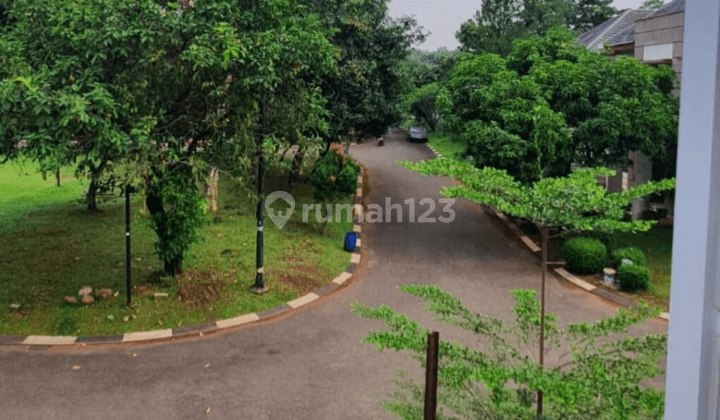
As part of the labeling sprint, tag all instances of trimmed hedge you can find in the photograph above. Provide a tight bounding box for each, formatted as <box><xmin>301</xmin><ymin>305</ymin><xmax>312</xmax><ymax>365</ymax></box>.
<box><xmin>563</xmin><ymin>237</ymin><xmax>607</xmax><ymax>275</ymax></box>
<box><xmin>617</xmin><ymin>263</ymin><xmax>651</xmax><ymax>292</ymax></box>
<box><xmin>612</xmin><ymin>247</ymin><xmax>646</xmax><ymax>268</ymax></box>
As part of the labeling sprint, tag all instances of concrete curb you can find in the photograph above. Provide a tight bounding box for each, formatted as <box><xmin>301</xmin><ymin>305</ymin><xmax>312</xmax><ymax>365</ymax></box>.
<box><xmin>426</xmin><ymin>144</ymin><xmax>442</xmax><ymax>159</ymax></box>
<box><xmin>1</xmin><ymin>170</ymin><xmax>367</xmax><ymax>349</ymax></box>
<box><xmin>482</xmin><ymin>205</ymin><xmax>670</xmax><ymax>321</ymax></box>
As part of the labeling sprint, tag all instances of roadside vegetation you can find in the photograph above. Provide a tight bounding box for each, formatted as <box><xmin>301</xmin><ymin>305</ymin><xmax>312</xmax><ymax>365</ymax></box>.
<box><xmin>0</xmin><ymin>0</ymin><xmax>420</xmax><ymax>335</ymax></box>
<box><xmin>0</xmin><ymin>162</ymin><xmax>353</xmax><ymax>336</ymax></box>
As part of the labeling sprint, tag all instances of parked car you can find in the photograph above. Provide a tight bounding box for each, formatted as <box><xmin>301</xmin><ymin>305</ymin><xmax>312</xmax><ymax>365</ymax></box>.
<box><xmin>406</xmin><ymin>126</ymin><xmax>428</xmax><ymax>143</ymax></box>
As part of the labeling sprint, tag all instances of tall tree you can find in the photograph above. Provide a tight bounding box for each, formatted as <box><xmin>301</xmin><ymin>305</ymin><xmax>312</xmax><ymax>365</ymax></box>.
<box><xmin>445</xmin><ymin>27</ymin><xmax>679</xmax><ymax>184</ymax></box>
<box><xmin>308</xmin><ymin>0</ymin><xmax>426</xmax><ymax>143</ymax></box>
<box><xmin>456</xmin><ymin>0</ymin><xmax>618</xmax><ymax>54</ymax></box>
<box><xmin>0</xmin><ymin>0</ymin><xmax>336</xmax><ymax>276</ymax></box>
<box><xmin>456</xmin><ymin>0</ymin><xmax>525</xmax><ymax>55</ymax></box>
<box><xmin>570</xmin><ymin>0</ymin><xmax>618</xmax><ymax>34</ymax></box>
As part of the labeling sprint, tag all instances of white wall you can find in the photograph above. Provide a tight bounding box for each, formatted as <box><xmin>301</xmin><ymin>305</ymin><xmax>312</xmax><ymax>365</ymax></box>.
<box><xmin>663</xmin><ymin>1</ymin><xmax>720</xmax><ymax>419</ymax></box>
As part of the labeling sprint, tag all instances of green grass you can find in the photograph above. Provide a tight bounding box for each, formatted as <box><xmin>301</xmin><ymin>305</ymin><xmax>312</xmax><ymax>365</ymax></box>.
<box><xmin>0</xmin><ymin>159</ymin><xmax>88</xmax><ymax>235</ymax></box>
<box><xmin>427</xmin><ymin>131</ymin><xmax>465</xmax><ymax>159</ymax></box>
<box><xmin>0</xmin><ymin>164</ymin><xmax>354</xmax><ymax>336</ymax></box>
<box><xmin>615</xmin><ymin>227</ymin><xmax>673</xmax><ymax>301</ymax></box>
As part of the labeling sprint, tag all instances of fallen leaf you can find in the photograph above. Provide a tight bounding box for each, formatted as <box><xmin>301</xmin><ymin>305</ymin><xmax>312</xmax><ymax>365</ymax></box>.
<box><xmin>123</xmin><ymin>316</ymin><xmax>130</xmax><ymax>322</ymax></box>
<box><xmin>107</xmin><ymin>315</ymin><xmax>115</xmax><ymax>321</ymax></box>
<box><xmin>114</xmin><ymin>291</ymin><xmax>120</xmax><ymax>297</ymax></box>
<box><xmin>158</xmin><ymin>320</ymin><xmax>163</xmax><ymax>326</ymax></box>
<box><xmin>204</xmin><ymin>362</ymin><xmax>211</xmax><ymax>369</ymax></box>
<box><xmin>71</xmin><ymin>365</ymin><xmax>81</xmax><ymax>371</ymax></box>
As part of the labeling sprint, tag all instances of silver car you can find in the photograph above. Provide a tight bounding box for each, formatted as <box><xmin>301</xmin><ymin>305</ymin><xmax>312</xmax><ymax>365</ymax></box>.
<box><xmin>406</xmin><ymin>126</ymin><xmax>428</xmax><ymax>143</ymax></box>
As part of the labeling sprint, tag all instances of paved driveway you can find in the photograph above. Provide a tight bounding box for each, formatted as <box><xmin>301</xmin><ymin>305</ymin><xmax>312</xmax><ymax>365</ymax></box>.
<box><xmin>0</xmin><ymin>131</ymin><xmax>666</xmax><ymax>420</ymax></box>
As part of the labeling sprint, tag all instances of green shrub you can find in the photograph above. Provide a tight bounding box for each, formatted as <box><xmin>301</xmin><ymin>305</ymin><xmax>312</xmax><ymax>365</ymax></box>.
<box><xmin>309</xmin><ymin>144</ymin><xmax>360</xmax><ymax>231</ymax></box>
<box><xmin>563</xmin><ymin>237</ymin><xmax>607</xmax><ymax>275</ymax></box>
<box><xmin>617</xmin><ymin>263</ymin><xmax>651</xmax><ymax>292</ymax></box>
<box><xmin>586</xmin><ymin>231</ymin><xmax>617</xmax><ymax>255</ymax></box>
<box><xmin>612</xmin><ymin>247</ymin><xmax>646</xmax><ymax>268</ymax></box>
<box><xmin>309</xmin><ymin>144</ymin><xmax>360</xmax><ymax>203</ymax></box>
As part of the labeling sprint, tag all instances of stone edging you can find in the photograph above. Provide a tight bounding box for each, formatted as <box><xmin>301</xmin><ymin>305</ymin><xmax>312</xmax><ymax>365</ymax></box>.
<box><xmin>426</xmin><ymin>144</ymin><xmax>442</xmax><ymax>159</ymax></box>
<box><xmin>0</xmin><ymin>172</ymin><xmax>367</xmax><ymax>348</ymax></box>
<box><xmin>421</xmin><ymin>143</ymin><xmax>669</xmax><ymax>322</ymax></box>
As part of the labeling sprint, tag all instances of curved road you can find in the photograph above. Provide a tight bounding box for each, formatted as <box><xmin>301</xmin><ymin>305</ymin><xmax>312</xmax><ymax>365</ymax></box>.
<box><xmin>0</xmin><ymin>132</ymin><xmax>666</xmax><ymax>420</ymax></box>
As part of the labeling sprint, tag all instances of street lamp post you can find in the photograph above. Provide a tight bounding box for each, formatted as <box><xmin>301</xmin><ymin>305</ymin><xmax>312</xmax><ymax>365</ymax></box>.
<box><xmin>124</xmin><ymin>184</ymin><xmax>137</xmax><ymax>306</ymax></box>
<box><xmin>251</xmin><ymin>93</ymin><xmax>268</xmax><ymax>294</ymax></box>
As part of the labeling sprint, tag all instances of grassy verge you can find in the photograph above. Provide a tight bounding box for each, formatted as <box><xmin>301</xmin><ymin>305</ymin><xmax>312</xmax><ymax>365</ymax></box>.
<box><xmin>615</xmin><ymin>227</ymin><xmax>673</xmax><ymax>302</ymax></box>
<box><xmin>427</xmin><ymin>131</ymin><xmax>465</xmax><ymax>159</ymax></box>
<box><xmin>514</xmin><ymin>218</ymin><xmax>672</xmax><ymax>310</ymax></box>
<box><xmin>0</xmin><ymin>165</ymin><xmax>354</xmax><ymax>336</ymax></box>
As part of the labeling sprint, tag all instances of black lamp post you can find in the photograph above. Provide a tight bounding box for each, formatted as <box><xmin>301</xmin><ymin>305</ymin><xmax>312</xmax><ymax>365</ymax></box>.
<box><xmin>251</xmin><ymin>93</ymin><xmax>268</xmax><ymax>294</ymax></box>
<box><xmin>124</xmin><ymin>184</ymin><xmax>137</xmax><ymax>305</ymax></box>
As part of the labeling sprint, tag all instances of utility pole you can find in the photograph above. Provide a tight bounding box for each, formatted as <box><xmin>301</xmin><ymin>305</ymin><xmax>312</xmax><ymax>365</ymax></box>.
<box><xmin>251</xmin><ymin>93</ymin><xmax>268</xmax><ymax>294</ymax></box>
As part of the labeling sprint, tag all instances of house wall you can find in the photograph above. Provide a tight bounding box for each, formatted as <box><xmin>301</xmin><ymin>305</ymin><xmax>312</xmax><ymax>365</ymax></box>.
<box><xmin>634</xmin><ymin>11</ymin><xmax>684</xmax><ymax>94</ymax></box>
<box><xmin>625</xmin><ymin>11</ymin><xmax>684</xmax><ymax>219</ymax></box>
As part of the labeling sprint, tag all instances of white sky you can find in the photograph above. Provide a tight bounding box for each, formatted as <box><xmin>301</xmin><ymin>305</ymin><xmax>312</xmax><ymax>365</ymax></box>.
<box><xmin>388</xmin><ymin>0</ymin><xmax>648</xmax><ymax>51</ymax></box>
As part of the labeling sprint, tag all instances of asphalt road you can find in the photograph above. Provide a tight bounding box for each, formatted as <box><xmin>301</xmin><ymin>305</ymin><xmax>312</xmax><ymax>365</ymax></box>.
<box><xmin>0</xmin><ymin>131</ymin><xmax>667</xmax><ymax>420</ymax></box>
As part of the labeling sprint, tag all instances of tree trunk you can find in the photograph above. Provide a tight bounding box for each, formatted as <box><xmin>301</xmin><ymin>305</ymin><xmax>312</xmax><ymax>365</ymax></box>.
<box><xmin>140</xmin><ymin>189</ymin><xmax>149</xmax><ymax>217</ymax></box>
<box><xmin>145</xmin><ymin>183</ymin><xmax>183</xmax><ymax>277</ymax></box>
<box><xmin>87</xmin><ymin>176</ymin><xmax>99</xmax><ymax>211</ymax></box>
<box><xmin>163</xmin><ymin>258</ymin><xmax>182</xmax><ymax>277</ymax></box>
<box><xmin>207</xmin><ymin>167</ymin><xmax>219</xmax><ymax>212</ymax></box>
<box><xmin>288</xmin><ymin>146</ymin><xmax>304</xmax><ymax>193</ymax></box>
<box><xmin>86</xmin><ymin>160</ymin><xmax>107</xmax><ymax>211</ymax></box>
<box><xmin>537</xmin><ymin>225</ymin><xmax>549</xmax><ymax>419</ymax></box>
<box><xmin>55</xmin><ymin>168</ymin><xmax>61</xmax><ymax>187</ymax></box>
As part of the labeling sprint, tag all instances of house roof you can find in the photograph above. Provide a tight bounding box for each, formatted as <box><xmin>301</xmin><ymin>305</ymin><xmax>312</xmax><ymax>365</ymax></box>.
<box><xmin>577</xmin><ymin>8</ymin><xmax>654</xmax><ymax>51</ymax></box>
<box><xmin>637</xmin><ymin>0</ymin><xmax>685</xmax><ymax>21</ymax></box>
<box><xmin>606</xmin><ymin>25</ymin><xmax>636</xmax><ymax>47</ymax></box>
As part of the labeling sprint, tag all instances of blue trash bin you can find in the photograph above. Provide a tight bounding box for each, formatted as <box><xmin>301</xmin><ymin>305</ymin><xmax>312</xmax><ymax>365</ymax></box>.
<box><xmin>344</xmin><ymin>232</ymin><xmax>357</xmax><ymax>252</ymax></box>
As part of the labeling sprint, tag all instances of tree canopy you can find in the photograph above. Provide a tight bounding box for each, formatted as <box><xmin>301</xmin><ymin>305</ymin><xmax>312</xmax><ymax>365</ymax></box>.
<box><xmin>456</xmin><ymin>0</ymin><xmax>618</xmax><ymax>55</ymax></box>
<box><xmin>0</xmin><ymin>0</ymin><xmax>339</xmax><ymax>274</ymax></box>
<box><xmin>441</xmin><ymin>27</ymin><xmax>679</xmax><ymax>184</ymax></box>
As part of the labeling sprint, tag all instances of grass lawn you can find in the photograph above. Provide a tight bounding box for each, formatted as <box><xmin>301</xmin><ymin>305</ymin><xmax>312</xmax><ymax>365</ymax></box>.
<box><xmin>427</xmin><ymin>131</ymin><xmax>465</xmax><ymax>159</ymax></box>
<box><xmin>615</xmin><ymin>227</ymin><xmax>673</xmax><ymax>302</ymax></box>
<box><xmin>0</xmin><ymin>163</ymin><xmax>354</xmax><ymax>336</ymax></box>
<box><xmin>0</xmin><ymin>159</ymin><xmax>87</xmax><ymax>235</ymax></box>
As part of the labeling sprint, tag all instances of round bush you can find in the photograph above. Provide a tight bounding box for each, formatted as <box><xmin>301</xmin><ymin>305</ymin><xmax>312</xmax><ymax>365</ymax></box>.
<box><xmin>563</xmin><ymin>237</ymin><xmax>607</xmax><ymax>275</ymax></box>
<box><xmin>611</xmin><ymin>247</ymin><xmax>646</xmax><ymax>268</ymax></box>
<box><xmin>617</xmin><ymin>264</ymin><xmax>651</xmax><ymax>292</ymax></box>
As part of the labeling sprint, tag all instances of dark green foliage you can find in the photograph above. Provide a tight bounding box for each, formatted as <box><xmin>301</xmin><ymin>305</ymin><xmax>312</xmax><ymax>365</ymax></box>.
<box><xmin>455</xmin><ymin>0</ymin><xmax>618</xmax><ymax>55</ymax></box>
<box><xmin>309</xmin><ymin>145</ymin><xmax>360</xmax><ymax>204</ymax></box>
<box><xmin>1</xmin><ymin>0</ymin><xmax>340</xmax><ymax>274</ymax></box>
<box><xmin>146</xmin><ymin>166</ymin><xmax>207</xmax><ymax>276</ymax></box>
<box><xmin>612</xmin><ymin>247</ymin><xmax>647</xmax><ymax>268</ymax></box>
<box><xmin>617</xmin><ymin>263</ymin><xmax>651</xmax><ymax>292</ymax></box>
<box><xmin>563</xmin><ymin>237</ymin><xmax>607</xmax><ymax>274</ymax></box>
<box><xmin>405</xmin><ymin>83</ymin><xmax>440</xmax><ymax>130</ymax></box>
<box><xmin>443</xmin><ymin>26</ymin><xmax>679</xmax><ymax>184</ymax></box>
<box><xmin>585</xmin><ymin>230</ymin><xmax>617</xmax><ymax>254</ymax></box>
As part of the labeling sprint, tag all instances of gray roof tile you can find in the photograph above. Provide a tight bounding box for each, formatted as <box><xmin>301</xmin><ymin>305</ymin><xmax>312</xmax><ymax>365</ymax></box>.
<box><xmin>577</xmin><ymin>8</ymin><xmax>654</xmax><ymax>51</ymax></box>
<box><xmin>638</xmin><ymin>0</ymin><xmax>685</xmax><ymax>20</ymax></box>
